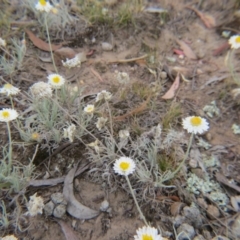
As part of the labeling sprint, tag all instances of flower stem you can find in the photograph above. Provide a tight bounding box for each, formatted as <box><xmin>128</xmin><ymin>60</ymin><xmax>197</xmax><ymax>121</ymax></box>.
<box><xmin>6</xmin><ymin>122</ymin><xmax>13</xmax><ymax>173</ymax></box>
<box><xmin>172</xmin><ymin>132</ymin><xmax>194</xmax><ymax>176</ymax></box>
<box><xmin>44</xmin><ymin>14</ymin><xmax>58</xmax><ymax>73</ymax></box>
<box><xmin>228</xmin><ymin>49</ymin><xmax>239</xmax><ymax>85</ymax></box>
<box><xmin>9</xmin><ymin>96</ymin><xmax>14</xmax><ymax>109</ymax></box>
<box><xmin>106</xmin><ymin>101</ymin><xmax>114</xmax><ymax>136</ymax></box>
<box><xmin>125</xmin><ymin>175</ymin><xmax>149</xmax><ymax>226</ymax></box>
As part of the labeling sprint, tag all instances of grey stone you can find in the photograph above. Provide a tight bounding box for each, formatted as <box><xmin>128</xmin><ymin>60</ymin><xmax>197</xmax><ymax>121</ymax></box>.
<box><xmin>177</xmin><ymin>223</ymin><xmax>195</xmax><ymax>240</ymax></box>
<box><xmin>183</xmin><ymin>205</ymin><xmax>202</xmax><ymax>228</ymax></box>
<box><xmin>51</xmin><ymin>192</ymin><xmax>66</xmax><ymax>205</ymax></box>
<box><xmin>53</xmin><ymin>204</ymin><xmax>66</xmax><ymax>218</ymax></box>
<box><xmin>44</xmin><ymin>201</ymin><xmax>54</xmax><ymax>216</ymax></box>
<box><xmin>100</xmin><ymin>200</ymin><xmax>109</xmax><ymax>212</ymax></box>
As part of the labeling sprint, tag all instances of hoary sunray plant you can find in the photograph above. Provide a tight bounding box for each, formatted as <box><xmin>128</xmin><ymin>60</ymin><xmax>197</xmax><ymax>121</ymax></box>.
<box><xmin>0</xmin><ymin>38</ymin><xmax>26</xmax><ymax>76</ymax></box>
<box><xmin>226</xmin><ymin>35</ymin><xmax>240</xmax><ymax>99</ymax></box>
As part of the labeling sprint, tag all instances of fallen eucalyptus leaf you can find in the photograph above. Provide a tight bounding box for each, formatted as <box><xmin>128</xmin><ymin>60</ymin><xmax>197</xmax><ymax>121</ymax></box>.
<box><xmin>176</xmin><ymin>39</ymin><xmax>197</xmax><ymax>60</ymax></box>
<box><xmin>55</xmin><ymin>47</ymin><xmax>76</xmax><ymax>59</ymax></box>
<box><xmin>63</xmin><ymin>165</ymin><xmax>99</xmax><ymax>220</ymax></box>
<box><xmin>25</xmin><ymin>29</ymin><xmax>62</xmax><ymax>51</ymax></box>
<box><xmin>216</xmin><ymin>173</ymin><xmax>240</xmax><ymax>193</ymax></box>
<box><xmin>231</xmin><ymin>196</ymin><xmax>240</xmax><ymax>212</ymax></box>
<box><xmin>162</xmin><ymin>73</ymin><xmax>180</xmax><ymax>99</ymax></box>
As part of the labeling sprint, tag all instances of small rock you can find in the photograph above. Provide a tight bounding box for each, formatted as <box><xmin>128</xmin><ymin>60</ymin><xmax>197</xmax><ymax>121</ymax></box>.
<box><xmin>53</xmin><ymin>204</ymin><xmax>66</xmax><ymax>218</ymax></box>
<box><xmin>183</xmin><ymin>205</ymin><xmax>202</xmax><ymax>228</ymax></box>
<box><xmin>207</xmin><ymin>205</ymin><xmax>220</xmax><ymax>219</ymax></box>
<box><xmin>193</xmin><ymin>235</ymin><xmax>205</xmax><ymax>240</ymax></box>
<box><xmin>173</xmin><ymin>215</ymin><xmax>186</xmax><ymax>227</ymax></box>
<box><xmin>44</xmin><ymin>201</ymin><xmax>54</xmax><ymax>216</ymax></box>
<box><xmin>100</xmin><ymin>200</ymin><xmax>110</xmax><ymax>212</ymax></box>
<box><xmin>177</xmin><ymin>223</ymin><xmax>195</xmax><ymax>240</ymax></box>
<box><xmin>202</xmin><ymin>230</ymin><xmax>212</xmax><ymax>239</ymax></box>
<box><xmin>160</xmin><ymin>71</ymin><xmax>167</xmax><ymax>79</ymax></box>
<box><xmin>51</xmin><ymin>192</ymin><xmax>66</xmax><ymax>205</ymax></box>
<box><xmin>189</xmin><ymin>159</ymin><xmax>198</xmax><ymax>168</ymax></box>
<box><xmin>102</xmin><ymin>42</ymin><xmax>113</xmax><ymax>51</ymax></box>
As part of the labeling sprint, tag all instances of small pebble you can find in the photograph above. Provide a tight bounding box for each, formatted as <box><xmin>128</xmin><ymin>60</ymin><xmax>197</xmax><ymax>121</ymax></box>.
<box><xmin>177</xmin><ymin>223</ymin><xmax>195</xmax><ymax>240</ymax></box>
<box><xmin>53</xmin><ymin>204</ymin><xmax>66</xmax><ymax>218</ymax></box>
<box><xmin>183</xmin><ymin>205</ymin><xmax>202</xmax><ymax>228</ymax></box>
<box><xmin>44</xmin><ymin>201</ymin><xmax>54</xmax><ymax>216</ymax></box>
<box><xmin>173</xmin><ymin>215</ymin><xmax>186</xmax><ymax>227</ymax></box>
<box><xmin>100</xmin><ymin>200</ymin><xmax>110</xmax><ymax>212</ymax></box>
<box><xmin>102</xmin><ymin>42</ymin><xmax>113</xmax><ymax>51</ymax></box>
<box><xmin>189</xmin><ymin>159</ymin><xmax>198</xmax><ymax>168</ymax></box>
<box><xmin>193</xmin><ymin>235</ymin><xmax>205</xmax><ymax>240</ymax></box>
<box><xmin>160</xmin><ymin>71</ymin><xmax>167</xmax><ymax>79</ymax></box>
<box><xmin>51</xmin><ymin>192</ymin><xmax>66</xmax><ymax>205</ymax></box>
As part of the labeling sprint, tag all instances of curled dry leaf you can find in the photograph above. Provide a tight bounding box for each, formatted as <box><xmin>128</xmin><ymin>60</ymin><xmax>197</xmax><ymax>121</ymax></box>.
<box><xmin>207</xmin><ymin>205</ymin><xmax>220</xmax><ymax>219</ymax></box>
<box><xmin>25</xmin><ymin>29</ymin><xmax>62</xmax><ymax>52</ymax></box>
<box><xmin>170</xmin><ymin>202</ymin><xmax>184</xmax><ymax>216</ymax></box>
<box><xmin>162</xmin><ymin>73</ymin><xmax>180</xmax><ymax>99</ymax></box>
<box><xmin>216</xmin><ymin>172</ymin><xmax>240</xmax><ymax>193</ymax></box>
<box><xmin>185</xmin><ymin>6</ymin><xmax>216</xmax><ymax>28</ymax></box>
<box><xmin>55</xmin><ymin>47</ymin><xmax>76</xmax><ymax>59</ymax></box>
<box><xmin>176</xmin><ymin>39</ymin><xmax>197</xmax><ymax>60</ymax></box>
<box><xmin>57</xmin><ymin>220</ymin><xmax>79</xmax><ymax>240</ymax></box>
<box><xmin>63</xmin><ymin>165</ymin><xmax>99</xmax><ymax>220</ymax></box>
<box><xmin>231</xmin><ymin>196</ymin><xmax>240</xmax><ymax>212</ymax></box>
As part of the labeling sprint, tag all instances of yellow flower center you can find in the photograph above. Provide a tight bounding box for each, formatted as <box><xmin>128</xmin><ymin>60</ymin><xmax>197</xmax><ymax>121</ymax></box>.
<box><xmin>190</xmin><ymin>116</ymin><xmax>202</xmax><ymax>126</ymax></box>
<box><xmin>32</xmin><ymin>132</ymin><xmax>39</xmax><ymax>140</ymax></box>
<box><xmin>142</xmin><ymin>235</ymin><xmax>153</xmax><ymax>240</ymax></box>
<box><xmin>235</xmin><ymin>36</ymin><xmax>240</xmax><ymax>43</ymax></box>
<box><xmin>52</xmin><ymin>76</ymin><xmax>60</xmax><ymax>84</ymax></box>
<box><xmin>120</xmin><ymin>162</ymin><xmax>130</xmax><ymax>171</ymax></box>
<box><xmin>39</xmin><ymin>0</ymin><xmax>47</xmax><ymax>6</ymax></box>
<box><xmin>4</xmin><ymin>83</ymin><xmax>13</xmax><ymax>89</ymax></box>
<box><xmin>2</xmin><ymin>111</ymin><xmax>10</xmax><ymax>118</ymax></box>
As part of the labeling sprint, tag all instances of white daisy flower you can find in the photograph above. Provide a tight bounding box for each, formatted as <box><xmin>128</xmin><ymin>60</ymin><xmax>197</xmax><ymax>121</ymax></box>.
<box><xmin>113</xmin><ymin>157</ymin><xmax>136</xmax><ymax>176</ymax></box>
<box><xmin>47</xmin><ymin>74</ymin><xmax>65</xmax><ymax>89</ymax></box>
<box><xmin>229</xmin><ymin>35</ymin><xmax>240</xmax><ymax>49</ymax></box>
<box><xmin>134</xmin><ymin>226</ymin><xmax>163</xmax><ymax>240</ymax></box>
<box><xmin>0</xmin><ymin>108</ymin><xmax>19</xmax><ymax>122</ymax></box>
<box><xmin>96</xmin><ymin>117</ymin><xmax>108</xmax><ymax>130</ymax></box>
<box><xmin>26</xmin><ymin>193</ymin><xmax>44</xmax><ymax>217</ymax></box>
<box><xmin>35</xmin><ymin>0</ymin><xmax>53</xmax><ymax>13</ymax></box>
<box><xmin>182</xmin><ymin>116</ymin><xmax>209</xmax><ymax>134</ymax></box>
<box><xmin>30</xmin><ymin>81</ymin><xmax>52</xmax><ymax>98</ymax></box>
<box><xmin>84</xmin><ymin>104</ymin><xmax>95</xmax><ymax>113</ymax></box>
<box><xmin>0</xmin><ymin>83</ymin><xmax>20</xmax><ymax>96</ymax></box>
<box><xmin>2</xmin><ymin>235</ymin><xmax>18</xmax><ymax>240</ymax></box>
<box><xmin>63</xmin><ymin>124</ymin><xmax>76</xmax><ymax>142</ymax></box>
<box><xmin>96</xmin><ymin>90</ymin><xmax>112</xmax><ymax>102</ymax></box>
<box><xmin>0</xmin><ymin>37</ymin><xmax>6</xmax><ymax>47</ymax></box>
